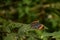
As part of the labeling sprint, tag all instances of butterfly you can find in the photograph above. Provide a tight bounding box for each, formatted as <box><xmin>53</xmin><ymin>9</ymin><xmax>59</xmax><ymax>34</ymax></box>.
<box><xmin>31</xmin><ymin>20</ymin><xmax>44</xmax><ymax>30</ymax></box>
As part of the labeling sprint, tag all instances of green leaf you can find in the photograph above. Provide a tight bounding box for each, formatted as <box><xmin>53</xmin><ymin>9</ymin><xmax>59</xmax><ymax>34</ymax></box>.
<box><xmin>25</xmin><ymin>7</ymin><xmax>30</xmax><ymax>14</ymax></box>
<box><xmin>4</xmin><ymin>33</ymin><xmax>17</xmax><ymax>40</ymax></box>
<box><xmin>23</xmin><ymin>0</ymin><xmax>31</xmax><ymax>5</ymax></box>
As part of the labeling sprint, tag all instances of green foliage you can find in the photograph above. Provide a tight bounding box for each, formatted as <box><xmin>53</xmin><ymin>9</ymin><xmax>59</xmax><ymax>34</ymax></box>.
<box><xmin>0</xmin><ymin>0</ymin><xmax>60</xmax><ymax>40</ymax></box>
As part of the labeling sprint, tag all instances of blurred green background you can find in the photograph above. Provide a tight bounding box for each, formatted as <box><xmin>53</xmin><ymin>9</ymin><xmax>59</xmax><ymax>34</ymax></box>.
<box><xmin>0</xmin><ymin>0</ymin><xmax>60</xmax><ymax>40</ymax></box>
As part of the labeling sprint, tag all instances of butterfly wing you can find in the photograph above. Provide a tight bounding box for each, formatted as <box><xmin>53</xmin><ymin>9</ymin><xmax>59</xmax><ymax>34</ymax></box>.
<box><xmin>38</xmin><ymin>24</ymin><xmax>44</xmax><ymax>30</ymax></box>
